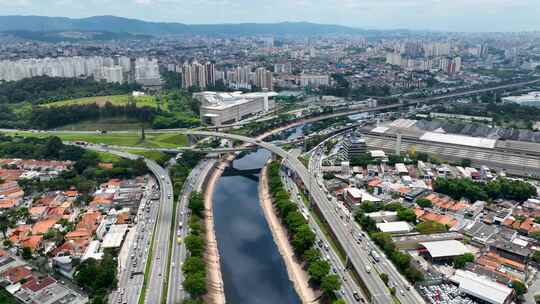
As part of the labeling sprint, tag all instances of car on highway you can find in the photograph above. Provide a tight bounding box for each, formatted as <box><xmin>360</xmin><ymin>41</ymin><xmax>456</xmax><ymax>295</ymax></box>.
<box><xmin>353</xmin><ymin>292</ymin><xmax>361</xmax><ymax>302</ymax></box>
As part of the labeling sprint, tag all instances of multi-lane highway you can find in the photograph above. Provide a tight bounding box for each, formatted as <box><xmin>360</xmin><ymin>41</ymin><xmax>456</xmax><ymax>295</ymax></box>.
<box><xmin>167</xmin><ymin>160</ymin><xmax>215</xmax><ymax>304</ymax></box>
<box><xmin>143</xmin><ymin>160</ymin><xmax>175</xmax><ymax>304</ymax></box>
<box><xmin>79</xmin><ymin>145</ymin><xmax>171</xmax><ymax>304</ymax></box>
<box><xmin>109</xmin><ymin>179</ymin><xmax>160</xmax><ymax>304</ymax></box>
<box><xmin>280</xmin><ymin>168</ymin><xmax>365</xmax><ymax>303</ymax></box>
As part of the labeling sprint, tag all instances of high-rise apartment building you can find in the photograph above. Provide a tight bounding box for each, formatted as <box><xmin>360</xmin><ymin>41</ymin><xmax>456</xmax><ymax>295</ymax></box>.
<box><xmin>0</xmin><ymin>56</ymin><xmax>159</xmax><ymax>84</ymax></box>
<box><xmin>255</xmin><ymin>67</ymin><xmax>273</xmax><ymax>90</ymax></box>
<box><xmin>181</xmin><ymin>61</ymin><xmax>216</xmax><ymax>89</ymax></box>
<box><xmin>299</xmin><ymin>74</ymin><xmax>330</xmax><ymax>88</ymax></box>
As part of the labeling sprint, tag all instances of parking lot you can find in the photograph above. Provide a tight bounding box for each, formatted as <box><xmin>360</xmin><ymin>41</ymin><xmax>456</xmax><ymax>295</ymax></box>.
<box><xmin>419</xmin><ymin>284</ymin><xmax>480</xmax><ymax>304</ymax></box>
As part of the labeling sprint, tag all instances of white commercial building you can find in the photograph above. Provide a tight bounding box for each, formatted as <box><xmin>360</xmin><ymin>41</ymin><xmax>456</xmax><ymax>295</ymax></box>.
<box><xmin>502</xmin><ymin>92</ymin><xmax>540</xmax><ymax>107</ymax></box>
<box><xmin>101</xmin><ymin>224</ymin><xmax>128</xmax><ymax>249</ymax></box>
<box><xmin>376</xmin><ymin>221</ymin><xmax>413</xmax><ymax>234</ymax></box>
<box><xmin>196</xmin><ymin>91</ymin><xmax>277</xmax><ymax>126</ymax></box>
<box><xmin>449</xmin><ymin>270</ymin><xmax>513</xmax><ymax>304</ymax></box>
<box><xmin>299</xmin><ymin>74</ymin><xmax>329</xmax><ymax>88</ymax></box>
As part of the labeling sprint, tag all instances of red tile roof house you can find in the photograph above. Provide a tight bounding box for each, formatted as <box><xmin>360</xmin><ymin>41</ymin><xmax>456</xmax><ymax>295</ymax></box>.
<box><xmin>1</xmin><ymin>265</ymin><xmax>32</xmax><ymax>284</ymax></box>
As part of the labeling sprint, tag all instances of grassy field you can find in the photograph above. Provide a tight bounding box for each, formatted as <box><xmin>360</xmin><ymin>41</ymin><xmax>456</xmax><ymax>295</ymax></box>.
<box><xmin>124</xmin><ymin>149</ymin><xmax>172</xmax><ymax>163</ymax></box>
<box><xmin>42</xmin><ymin>94</ymin><xmax>164</xmax><ymax>109</ymax></box>
<box><xmin>95</xmin><ymin>151</ymin><xmax>122</xmax><ymax>163</ymax></box>
<box><xmin>57</xmin><ymin>117</ymin><xmax>152</xmax><ymax>131</ymax></box>
<box><xmin>7</xmin><ymin>131</ymin><xmax>188</xmax><ymax>149</ymax></box>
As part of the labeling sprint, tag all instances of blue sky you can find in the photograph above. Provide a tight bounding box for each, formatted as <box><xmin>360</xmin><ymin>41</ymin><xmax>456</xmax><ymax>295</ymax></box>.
<box><xmin>0</xmin><ymin>0</ymin><xmax>538</xmax><ymax>32</ymax></box>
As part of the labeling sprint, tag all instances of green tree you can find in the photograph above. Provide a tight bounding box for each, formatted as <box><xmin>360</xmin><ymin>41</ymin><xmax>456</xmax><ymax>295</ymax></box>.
<box><xmin>397</xmin><ymin>208</ymin><xmax>417</xmax><ymax>223</ymax></box>
<box><xmin>292</xmin><ymin>224</ymin><xmax>316</xmax><ymax>253</ymax></box>
<box><xmin>460</xmin><ymin>159</ymin><xmax>472</xmax><ymax>167</ymax></box>
<box><xmin>185</xmin><ymin>235</ymin><xmax>205</xmax><ymax>257</ymax></box>
<box><xmin>188</xmin><ymin>192</ymin><xmax>205</xmax><ymax>217</ymax></box>
<box><xmin>379</xmin><ymin>273</ymin><xmax>389</xmax><ymax>286</ymax></box>
<box><xmin>453</xmin><ymin>253</ymin><xmax>475</xmax><ymax>269</ymax></box>
<box><xmin>512</xmin><ymin>280</ymin><xmax>527</xmax><ymax>297</ymax></box>
<box><xmin>285</xmin><ymin>211</ymin><xmax>306</xmax><ymax>233</ymax></box>
<box><xmin>21</xmin><ymin>247</ymin><xmax>33</xmax><ymax>260</ymax></box>
<box><xmin>304</xmin><ymin>248</ymin><xmax>321</xmax><ymax>265</ymax></box>
<box><xmin>416</xmin><ymin>198</ymin><xmax>433</xmax><ymax>208</ymax></box>
<box><xmin>183</xmin><ymin>272</ymin><xmax>207</xmax><ymax>297</ymax></box>
<box><xmin>308</xmin><ymin>260</ymin><xmax>330</xmax><ymax>284</ymax></box>
<box><xmin>532</xmin><ymin>251</ymin><xmax>540</xmax><ymax>263</ymax></box>
<box><xmin>321</xmin><ymin>274</ymin><xmax>341</xmax><ymax>295</ymax></box>
<box><xmin>391</xmin><ymin>251</ymin><xmax>411</xmax><ymax>272</ymax></box>
<box><xmin>182</xmin><ymin>256</ymin><xmax>206</xmax><ymax>275</ymax></box>
<box><xmin>44</xmin><ymin>136</ymin><xmax>63</xmax><ymax>159</ymax></box>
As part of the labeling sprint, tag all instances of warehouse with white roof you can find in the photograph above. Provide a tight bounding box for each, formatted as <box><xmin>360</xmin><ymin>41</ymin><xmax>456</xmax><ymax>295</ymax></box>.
<box><xmin>450</xmin><ymin>270</ymin><xmax>513</xmax><ymax>304</ymax></box>
<box><xmin>376</xmin><ymin>221</ymin><xmax>413</xmax><ymax>234</ymax></box>
<box><xmin>419</xmin><ymin>240</ymin><xmax>471</xmax><ymax>262</ymax></box>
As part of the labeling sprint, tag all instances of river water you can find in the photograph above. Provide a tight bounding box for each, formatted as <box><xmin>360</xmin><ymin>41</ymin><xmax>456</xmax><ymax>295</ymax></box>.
<box><xmin>212</xmin><ymin>126</ymin><xmax>304</xmax><ymax>304</ymax></box>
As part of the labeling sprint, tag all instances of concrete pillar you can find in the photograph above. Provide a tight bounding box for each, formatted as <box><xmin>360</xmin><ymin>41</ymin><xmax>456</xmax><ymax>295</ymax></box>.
<box><xmin>395</xmin><ymin>133</ymin><xmax>402</xmax><ymax>155</ymax></box>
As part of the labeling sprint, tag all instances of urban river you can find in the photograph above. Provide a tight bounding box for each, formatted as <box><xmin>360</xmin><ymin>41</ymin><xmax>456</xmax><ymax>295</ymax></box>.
<box><xmin>212</xmin><ymin>125</ymin><xmax>304</xmax><ymax>304</ymax></box>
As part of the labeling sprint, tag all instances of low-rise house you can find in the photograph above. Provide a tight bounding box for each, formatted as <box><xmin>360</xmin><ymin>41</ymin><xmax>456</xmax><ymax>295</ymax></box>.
<box><xmin>20</xmin><ymin>235</ymin><xmax>43</xmax><ymax>252</ymax></box>
<box><xmin>490</xmin><ymin>240</ymin><xmax>532</xmax><ymax>264</ymax></box>
<box><xmin>31</xmin><ymin>219</ymin><xmax>58</xmax><ymax>235</ymax></box>
<box><xmin>462</xmin><ymin>221</ymin><xmax>498</xmax><ymax>245</ymax></box>
<box><xmin>65</xmin><ymin>229</ymin><xmax>92</xmax><ymax>242</ymax></box>
<box><xmin>1</xmin><ymin>265</ymin><xmax>32</xmax><ymax>285</ymax></box>
<box><xmin>13</xmin><ymin>274</ymin><xmax>88</xmax><ymax>304</ymax></box>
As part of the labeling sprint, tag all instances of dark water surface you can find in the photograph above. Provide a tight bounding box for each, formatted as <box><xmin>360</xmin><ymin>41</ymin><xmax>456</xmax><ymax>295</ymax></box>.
<box><xmin>212</xmin><ymin>126</ymin><xmax>304</xmax><ymax>304</ymax></box>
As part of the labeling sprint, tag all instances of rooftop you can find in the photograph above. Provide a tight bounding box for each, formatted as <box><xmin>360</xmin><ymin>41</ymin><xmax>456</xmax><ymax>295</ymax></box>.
<box><xmin>376</xmin><ymin>221</ymin><xmax>413</xmax><ymax>233</ymax></box>
<box><xmin>450</xmin><ymin>270</ymin><xmax>513</xmax><ymax>304</ymax></box>
<box><xmin>420</xmin><ymin>240</ymin><xmax>470</xmax><ymax>258</ymax></box>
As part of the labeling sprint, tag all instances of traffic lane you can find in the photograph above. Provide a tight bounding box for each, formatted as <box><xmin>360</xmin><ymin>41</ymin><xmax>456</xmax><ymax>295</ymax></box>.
<box><xmin>285</xmin><ymin>173</ymin><xmax>368</xmax><ymax>304</ymax></box>
<box><xmin>317</xmin><ymin>192</ymin><xmax>389</xmax><ymax>300</ymax></box>
<box><xmin>145</xmin><ymin>163</ymin><xmax>174</xmax><ymax>303</ymax></box>
<box><xmin>282</xmin><ymin>173</ymin><xmax>360</xmax><ymax>303</ymax></box>
<box><xmin>169</xmin><ymin>161</ymin><xmax>212</xmax><ymax>304</ymax></box>
<box><xmin>307</xmin><ymin>178</ymin><xmax>390</xmax><ymax>301</ymax></box>
<box><xmin>310</xmin><ymin>146</ymin><xmax>423</xmax><ymax>304</ymax></box>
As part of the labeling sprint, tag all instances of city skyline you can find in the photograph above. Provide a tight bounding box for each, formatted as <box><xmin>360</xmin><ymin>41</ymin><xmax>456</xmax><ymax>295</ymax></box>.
<box><xmin>0</xmin><ymin>0</ymin><xmax>539</xmax><ymax>32</ymax></box>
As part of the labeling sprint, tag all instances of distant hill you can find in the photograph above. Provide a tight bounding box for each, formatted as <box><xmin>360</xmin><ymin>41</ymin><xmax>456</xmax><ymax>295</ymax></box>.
<box><xmin>0</xmin><ymin>15</ymin><xmax>365</xmax><ymax>36</ymax></box>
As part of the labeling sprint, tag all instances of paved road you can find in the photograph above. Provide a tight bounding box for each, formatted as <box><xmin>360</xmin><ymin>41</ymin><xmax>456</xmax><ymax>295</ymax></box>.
<box><xmin>80</xmin><ymin>146</ymin><xmax>168</xmax><ymax>304</ymax></box>
<box><xmin>310</xmin><ymin>145</ymin><xmax>426</xmax><ymax>304</ymax></box>
<box><xmin>181</xmin><ymin>130</ymin><xmax>396</xmax><ymax>304</ymax></box>
<box><xmin>280</xmin><ymin>169</ymin><xmax>364</xmax><ymax>304</ymax></box>
<box><xmin>143</xmin><ymin>160</ymin><xmax>175</xmax><ymax>304</ymax></box>
<box><xmin>167</xmin><ymin>160</ymin><xmax>215</xmax><ymax>304</ymax></box>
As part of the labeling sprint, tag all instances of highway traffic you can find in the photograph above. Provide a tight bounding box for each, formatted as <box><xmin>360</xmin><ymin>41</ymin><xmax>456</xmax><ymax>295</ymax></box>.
<box><xmin>167</xmin><ymin>159</ymin><xmax>216</xmax><ymax>304</ymax></box>
<box><xmin>309</xmin><ymin>143</ymin><xmax>426</xmax><ymax>304</ymax></box>
<box><xmin>280</xmin><ymin>168</ymin><xmax>366</xmax><ymax>303</ymax></box>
